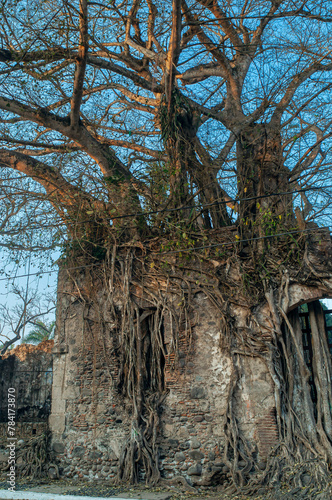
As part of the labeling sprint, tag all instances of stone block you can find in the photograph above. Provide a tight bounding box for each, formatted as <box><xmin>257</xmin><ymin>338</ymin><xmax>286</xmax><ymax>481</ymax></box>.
<box><xmin>194</xmin><ymin>415</ymin><xmax>204</xmax><ymax>422</ymax></box>
<box><xmin>190</xmin><ymin>438</ymin><xmax>201</xmax><ymax>449</ymax></box>
<box><xmin>52</xmin><ymin>344</ymin><xmax>68</xmax><ymax>355</ymax></box>
<box><xmin>187</xmin><ymin>464</ymin><xmax>202</xmax><ymax>476</ymax></box>
<box><xmin>190</xmin><ymin>386</ymin><xmax>206</xmax><ymax>399</ymax></box>
<box><xmin>53</xmin><ymin>442</ymin><xmax>65</xmax><ymax>454</ymax></box>
<box><xmin>72</xmin><ymin>446</ymin><xmax>85</xmax><ymax>457</ymax></box>
<box><xmin>189</xmin><ymin>450</ymin><xmax>204</xmax><ymax>461</ymax></box>
<box><xmin>174</xmin><ymin>452</ymin><xmax>186</xmax><ymax>462</ymax></box>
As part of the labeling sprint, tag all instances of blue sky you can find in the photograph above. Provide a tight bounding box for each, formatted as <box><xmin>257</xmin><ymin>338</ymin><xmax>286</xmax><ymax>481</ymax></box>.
<box><xmin>0</xmin><ymin>252</ymin><xmax>58</xmax><ymax>343</ymax></box>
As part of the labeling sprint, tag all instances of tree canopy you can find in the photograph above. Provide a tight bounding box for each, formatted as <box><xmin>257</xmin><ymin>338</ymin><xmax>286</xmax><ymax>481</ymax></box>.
<box><xmin>0</xmin><ymin>0</ymin><xmax>331</xmax><ymax>260</ymax></box>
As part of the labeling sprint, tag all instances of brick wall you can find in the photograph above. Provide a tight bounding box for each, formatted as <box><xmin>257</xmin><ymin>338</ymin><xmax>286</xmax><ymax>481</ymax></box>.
<box><xmin>49</xmin><ymin>275</ymin><xmax>278</xmax><ymax>485</ymax></box>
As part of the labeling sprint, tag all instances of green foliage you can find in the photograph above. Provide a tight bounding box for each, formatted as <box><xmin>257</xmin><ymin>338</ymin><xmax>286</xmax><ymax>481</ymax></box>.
<box><xmin>159</xmin><ymin>225</ymin><xmax>196</xmax><ymax>254</ymax></box>
<box><xmin>104</xmin><ymin>173</ymin><xmax>126</xmax><ymax>187</ymax></box>
<box><xmin>23</xmin><ymin>320</ymin><xmax>55</xmax><ymax>345</ymax></box>
<box><xmin>141</xmin><ymin>161</ymin><xmax>170</xmax><ymax>213</ymax></box>
<box><xmin>242</xmin><ymin>203</ymin><xmax>293</xmax><ymax>237</ymax></box>
<box><xmin>321</xmin><ymin>302</ymin><xmax>332</xmax><ymax>328</ymax></box>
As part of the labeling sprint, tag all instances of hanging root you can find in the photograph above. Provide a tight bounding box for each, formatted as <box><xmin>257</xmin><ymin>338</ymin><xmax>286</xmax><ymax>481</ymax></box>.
<box><xmin>237</xmin><ymin>443</ymin><xmax>332</xmax><ymax>497</ymax></box>
<box><xmin>117</xmin><ymin>393</ymin><xmax>167</xmax><ymax>484</ymax></box>
<box><xmin>160</xmin><ymin>475</ymin><xmax>197</xmax><ymax>493</ymax></box>
<box><xmin>104</xmin><ymin>248</ymin><xmax>195</xmax><ymax>485</ymax></box>
<box><xmin>279</xmin><ymin>457</ymin><xmax>331</xmax><ymax>493</ymax></box>
<box><xmin>17</xmin><ymin>431</ymin><xmax>52</xmax><ymax>479</ymax></box>
<box><xmin>218</xmin><ymin>284</ymin><xmax>332</xmax><ymax>497</ymax></box>
<box><xmin>75</xmin><ymin>242</ymin><xmax>332</xmax><ymax>494</ymax></box>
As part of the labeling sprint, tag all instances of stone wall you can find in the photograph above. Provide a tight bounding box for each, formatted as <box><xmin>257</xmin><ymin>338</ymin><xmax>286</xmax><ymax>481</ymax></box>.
<box><xmin>50</xmin><ymin>275</ymin><xmax>129</xmax><ymax>480</ymax></box>
<box><xmin>157</xmin><ymin>293</ymin><xmax>277</xmax><ymax>484</ymax></box>
<box><xmin>1</xmin><ymin>273</ymin><xmax>330</xmax><ymax>484</ymax></box>
<box><xmin>49</xmin><ymin>271</ymin><xmax>281</xmax><ymax>485</ymax></box>
<box><xmin>0</xmin><ymin>341</ymin><xmax>53</xmax><ymax>470</ymax></box>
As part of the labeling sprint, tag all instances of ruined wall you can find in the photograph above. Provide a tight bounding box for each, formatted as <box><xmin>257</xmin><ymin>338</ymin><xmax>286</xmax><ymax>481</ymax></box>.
<box><xmin>0</xmin><ymin>341</ymin><xmax>53</xmax><ymax>471</ymax></box>
<box><xmin>50</xmin><ymin>292</ymin><xmax>126</xmax><ymax>479</ymax></box>
<box><xmin>157</xmin><ymin>293</ymin><xmax>277</xmax><ymax>484</ymax></box>
<box><xmin>49</xmin><ymin>270</ymin><xmax>282</xmax><ymax>485</ymax></box>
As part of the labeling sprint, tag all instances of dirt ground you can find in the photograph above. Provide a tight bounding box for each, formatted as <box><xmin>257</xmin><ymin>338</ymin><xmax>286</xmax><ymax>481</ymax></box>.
<box><xmin>0</xmin><ymin>477</ymin><xmax>254</xmax><ymax>500</ymax></box>
<box><xmin>0</xmin><ymin>476</ymin><xmax>331</xmax><ymax>500</ymax></box>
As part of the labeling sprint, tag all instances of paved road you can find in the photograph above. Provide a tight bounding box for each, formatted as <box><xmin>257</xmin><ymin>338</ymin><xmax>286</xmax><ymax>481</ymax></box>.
<box><xmin>0</xmin><ymin>492</ymin><xmax>148</xmax><ymax>500</ymax></box>
<box><xmin>0</xmin><ymin>486</ymin><xmax>176</xmax><ymax>500</ymax></box>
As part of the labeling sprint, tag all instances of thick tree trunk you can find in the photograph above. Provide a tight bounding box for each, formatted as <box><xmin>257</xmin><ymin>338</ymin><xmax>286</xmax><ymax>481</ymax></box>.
<box><xmin>160</xmin><ymin>92</ymin><xmax>231</xmax><ymax>228</ymax></box>
<box><xmin>237</xmin><ymin>123</ymin><xmax>293</xmax><ymax>248</ymax></box>
<box><xmin>189</xmin><ymin>162</ymin><xmax>232</xmax><ymax>228</ymax></box>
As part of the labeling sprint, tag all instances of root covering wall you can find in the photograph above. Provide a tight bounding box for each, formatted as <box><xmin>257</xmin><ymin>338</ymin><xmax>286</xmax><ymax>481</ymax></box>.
<box><xmin>49</xmin><ymin>271</ymin><xmax>292</xmax><ymax>485</ymax></box>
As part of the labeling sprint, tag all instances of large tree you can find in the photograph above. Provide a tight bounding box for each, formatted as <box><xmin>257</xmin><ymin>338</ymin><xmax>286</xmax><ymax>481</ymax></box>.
<box><xmin>0</xmin><ymin>0</ymin><xmax>332</xmax><ymax>493</ymax></box>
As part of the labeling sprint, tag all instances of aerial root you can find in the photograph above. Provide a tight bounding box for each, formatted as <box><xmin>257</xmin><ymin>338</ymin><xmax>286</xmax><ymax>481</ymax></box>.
<box><xmin>13</xmin><ymin>431</ymin><xmax>52</xmax><ymax>479</ymax></box>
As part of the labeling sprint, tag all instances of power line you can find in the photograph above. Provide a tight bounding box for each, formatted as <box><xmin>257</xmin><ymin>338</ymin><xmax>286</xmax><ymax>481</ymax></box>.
<box><xmin>1</xmin><ymin>184</ymin><xmax>331</xmax><ymax>236</ymax></box>
<box><xmin>153</xmin><ymin>226</ymin><xmax>332</xmax><ymax>255</ymax></box>
<box><xmin>189</xmin><ymin>14</ymin><xmax>332</xmax><ymax>24</ymax></box>
<box><xmin>108</xmin><ymin>185</ymin><xmax>332</xmax><ymax>220</ymax></box>
<box><xmin>0</xmin><ymin>263</ymin><xmax>97</xmax><ymax>282</ymax></box>
<box><xmin>0</xmin><ymin>225</ymin><xmax>330</xmax><ymax>282</ymax></box>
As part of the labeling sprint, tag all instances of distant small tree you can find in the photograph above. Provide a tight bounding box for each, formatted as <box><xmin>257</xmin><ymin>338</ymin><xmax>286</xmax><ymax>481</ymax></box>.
<box><xmin>23</xmin><ymin>320</ymin><xmax>55</xmax><ymax>345</ymax></box>
<box><xmin>0</xmin><ymin>285</ymin><xmax>55</xmax><ymax>354</ymax></box>
<box><xmin>321</xmin><ymin>303</ymin><xmax>332</xmax><ymax>327</ymax></box>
